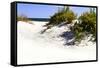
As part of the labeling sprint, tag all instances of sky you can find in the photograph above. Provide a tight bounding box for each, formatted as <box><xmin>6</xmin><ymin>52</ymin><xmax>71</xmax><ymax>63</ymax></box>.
<box><xmin>17</xmin><ymin>3</ymin><xmax>95</xmax><ymax>18</ymax></box>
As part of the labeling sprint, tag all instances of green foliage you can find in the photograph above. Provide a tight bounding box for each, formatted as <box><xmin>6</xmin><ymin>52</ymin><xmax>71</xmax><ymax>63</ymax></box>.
<box><xmin>71</xmin><ymin>22</ymin><xmax>85</xmax><ymax>42</ymax></box>
<box><xmin>17</xmin><ymin>15</ymin><xmax>29</xmax><ymax>22</ymax></box>
<box><xmin>42</xmin><ymin>7</ymin><xmax>97</xmax><ymax>43</ymax></box>
<box><xmin>79</xmin><ymin>10</ymin><xmax>96</xmax><ymax>40</ymax></box>
<box><xmin>41</xmin><ymin>6</ymin><xmax>76</xmax><ymax>34</ymax></box>
<box><xmin>45</xmin><ymin>7</ymin><xmax>76</xmax><ymax>27</ymax></box>
<box><xmin>72</xmin><ymin>8</ymin><xmax>96</xmax><ymax>42</ymax></box>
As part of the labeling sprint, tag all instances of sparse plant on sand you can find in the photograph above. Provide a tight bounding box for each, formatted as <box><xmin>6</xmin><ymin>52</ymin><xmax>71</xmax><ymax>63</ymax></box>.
<box><xmin>17</xmin><ymin>15</ymin><xmax>30</xmax><ymax>22</ymax></box>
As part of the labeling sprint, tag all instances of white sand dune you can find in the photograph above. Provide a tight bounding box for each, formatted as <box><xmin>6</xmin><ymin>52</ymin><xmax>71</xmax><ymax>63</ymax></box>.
<box><xmin>17</xmin><ymin>21</ymin><xmax>96</xmax><ymax>65</ymax></box>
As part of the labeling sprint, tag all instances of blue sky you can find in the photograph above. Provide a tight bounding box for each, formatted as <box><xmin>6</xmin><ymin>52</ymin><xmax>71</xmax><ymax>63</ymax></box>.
<box><xmin>17</xmin><ymin>3</ymin><xmax>94</xmax><ymax>18</ymax></box>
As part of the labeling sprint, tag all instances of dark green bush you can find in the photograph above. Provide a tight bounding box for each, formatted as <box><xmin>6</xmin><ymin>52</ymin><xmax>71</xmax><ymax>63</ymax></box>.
<box><xmin>71</xmin><ymin>22</ymin><xmax>85</xmax><ymax>42</ymax></box>
<box><xmin>79</xmin><ymin>11</ymin><xmax>96</xmax><ymax>41</ymax></box>
<box><xmin>41</xmin><ymin>7</ymin><xmax>76</xmax><ymax>34</ymax></box>
<box><xmin>44</xmin><ymin>6</ymin><xmax>76</xmax><ymax>31</ymax></box>
<box><xmin>72</xmin><ymin>9</ymin><xmax>96</xmax><ymax>42</ymax></box>
<box><xmin>48</xmin><ymin>10</ymin><xmax>76</xmax><ymax>26</ymax></box>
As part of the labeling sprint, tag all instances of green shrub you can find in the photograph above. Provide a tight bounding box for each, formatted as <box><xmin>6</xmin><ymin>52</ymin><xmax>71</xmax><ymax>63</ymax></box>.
<box><xmin>48</xmin><ymin>10</ymin><xmax>76</xmax><ymax>26</ymax></box>
<box><xmin>71</xmin><ymin>22</ymin><xmax>85</xmax><ymax>42</ymax></box>
<box><xmin>72</xmin><ymin>9</ymin><xmax>96</xmax><ymax>42</ymax></box>
<box><xmin>41</xmin><ymin>7</ymin><xmax>76</xmax><ymax>34</ymax></box>
<box><xmin>79</xmin><ymin>11</ymin><xmax>96</xmax><ymax>41</ymax></box>
<box><xmin>44</xmin><ymin>6</ymin><xmax>76</xmax><ymax>31</ymax></box>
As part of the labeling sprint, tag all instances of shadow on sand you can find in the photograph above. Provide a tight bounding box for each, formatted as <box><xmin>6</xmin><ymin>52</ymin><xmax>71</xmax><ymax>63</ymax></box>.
<box><xmin>60</xmin><ymin>31</ymin><xmax>75</xmax><ymax>46</ymax></box>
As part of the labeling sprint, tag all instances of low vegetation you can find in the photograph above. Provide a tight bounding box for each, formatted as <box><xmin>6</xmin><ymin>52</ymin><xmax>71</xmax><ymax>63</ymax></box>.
<box><xmin>43</xmin><ymin>7</ymin><xmax>96</xmax><ymax>44</ymax></box>
<box><xmin>46</xmin><ymin>6</ymin><xmax>76</xmax><ymax>26</ymax></box>
<box><xmin>42</xmin><ymin>6</ymin><xmax>76</xmax><ymax>33</ymax></box>
<box><xmin>71</xmin><ymin>8</ymin><xmax>96</xmax><ymax>42</ymax></box>
<box><xmin>42</xmin><ymin>7</ymin><xmax>96</xmax><ymax>44</ymax></box>
<box><xmin>17</xmin><ymin>15</ymin><xmax>30</xmax><ymax>22</ymax></box>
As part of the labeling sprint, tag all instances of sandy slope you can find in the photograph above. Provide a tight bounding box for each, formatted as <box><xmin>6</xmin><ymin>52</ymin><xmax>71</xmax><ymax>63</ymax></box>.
<box><xmin>17</xmin><ymin>21</ymin><xmax>96</xmax><ymax>65</ymax></box>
